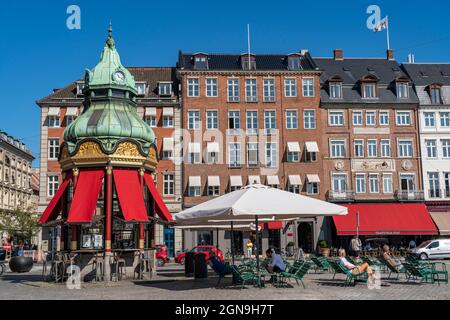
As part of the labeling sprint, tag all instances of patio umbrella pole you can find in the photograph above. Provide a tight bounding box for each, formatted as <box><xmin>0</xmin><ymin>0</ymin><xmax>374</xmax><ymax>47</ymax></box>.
<box><xmin>230</xmin><ymin>221</ymin><xmax>235</xmax><ymax>265</ymax></box>
<box><xmin>255</xmin><ymin>215</ymin><xmax>259</xmax><ymax>272</ymax></box>
<box><xmin>216</xmin><ymin>228</ymin><xmax>219</xmax><ymax>250</ymax></box>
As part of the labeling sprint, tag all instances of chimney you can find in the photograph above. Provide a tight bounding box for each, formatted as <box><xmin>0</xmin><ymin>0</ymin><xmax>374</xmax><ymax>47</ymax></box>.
<box><xmin>387</xmin><ymin>49</ymin><xmax>394</xmax><ymax>60</ymax></box>
<box><xmin>407</xmin><ymin>53</ymin><xmax>415</xmax><ymax>64</ymax></box>
<box><xmin>333</xmin><ymin>49</ymin><xmax>343</xmax><ymax>61</ymax></box>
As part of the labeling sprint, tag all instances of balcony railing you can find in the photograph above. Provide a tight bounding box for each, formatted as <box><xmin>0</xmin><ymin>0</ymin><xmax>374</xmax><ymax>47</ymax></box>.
<box><xmin>326</xmin><ymin>190</ymin><xmax>355</xmax><ymax>202</ymax></box>
<box><xmin>395</xmin><ymin>190</ymin><xmax>425</xmax><ymax>201</ymax></box>
<box><xmin>427</xmin><ymin>189</ymin><xmax>450</xmax><ymax>199</ymax></box>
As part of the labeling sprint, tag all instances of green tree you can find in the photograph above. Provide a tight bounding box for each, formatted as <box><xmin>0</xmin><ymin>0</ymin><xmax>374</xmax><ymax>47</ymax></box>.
<box><xmin>0</xmin><ymin>206</ymin><xmax>40</xmax><ymax>243</ymax></box>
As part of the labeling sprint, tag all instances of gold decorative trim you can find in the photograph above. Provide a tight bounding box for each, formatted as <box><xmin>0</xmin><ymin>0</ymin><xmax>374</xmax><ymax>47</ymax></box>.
<box><xmin>59</xmin><ymin>140</ymin><xmax>157</xmax><ymax>172</ymax></box>
<box><xmin>70</xmin><ymin>241</ymin><xmax>77</xmax><ymax>251</ymax></box>
<box><xmin>105</xmin><ymin>240</ymin><xmax>111</xmax><ymax>250</ymax></box>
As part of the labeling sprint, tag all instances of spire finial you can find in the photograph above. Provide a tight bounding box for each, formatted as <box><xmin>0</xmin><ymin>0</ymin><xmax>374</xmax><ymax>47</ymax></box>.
<box><xmin>106</xmin><ymin>22</ymin><xmax>115</xmax><ymax>48</ymax></box>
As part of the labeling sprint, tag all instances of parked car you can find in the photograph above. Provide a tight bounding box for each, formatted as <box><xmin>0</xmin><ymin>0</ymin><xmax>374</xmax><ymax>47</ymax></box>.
<box><xmin>155</xmin><ymin>244</ymin><xmax>170</xmax><ymax>267</ymax></box>
<box><xmin>175</xmin><ymin>245</ymin><xmax>223</xmax><ymax>264</ymax></box>
<box><xmin>412</xmin><ymin>239</ymin><xmax>450</xmax><ymax>260</ymax></box>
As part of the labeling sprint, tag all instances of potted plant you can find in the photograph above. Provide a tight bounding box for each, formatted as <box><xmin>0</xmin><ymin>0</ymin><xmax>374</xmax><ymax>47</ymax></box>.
<box><xmin>319</xmin><ymin>240</ymin><xmax>330</xmax><ymax>257</ymax></box>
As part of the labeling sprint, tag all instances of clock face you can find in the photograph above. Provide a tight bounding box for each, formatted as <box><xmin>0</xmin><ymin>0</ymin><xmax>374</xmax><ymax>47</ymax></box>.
<box><xmin>114</xmin><ymin>71</ymin><xmax>125</xmax><ymax>82</ymax></box>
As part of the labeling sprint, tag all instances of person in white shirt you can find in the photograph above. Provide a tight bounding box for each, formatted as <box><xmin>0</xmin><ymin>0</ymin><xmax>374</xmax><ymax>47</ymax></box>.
<box><xmin>339</xmin><ymin>249</ymin><xmax>373</xmax><ymax>281</ymax></box>
<box><xmin>266</xmin><ymin>249</ymin><xmax>286</xmax><ymax>273</ymax></box>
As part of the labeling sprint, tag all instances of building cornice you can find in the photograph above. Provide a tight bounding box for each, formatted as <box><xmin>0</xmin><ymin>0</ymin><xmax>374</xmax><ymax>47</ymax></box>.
<box><xmin>177</xmin><ymin>70</ymin><xmax>322</xmax><ymax>77</ymax></box>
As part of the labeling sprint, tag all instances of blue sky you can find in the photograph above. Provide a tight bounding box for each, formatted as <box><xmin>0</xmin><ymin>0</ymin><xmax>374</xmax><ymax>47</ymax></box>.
<box><xmin>1</xmin><ymin>0</ymin><xmax>450</xmax><ymax>167</ymax></box>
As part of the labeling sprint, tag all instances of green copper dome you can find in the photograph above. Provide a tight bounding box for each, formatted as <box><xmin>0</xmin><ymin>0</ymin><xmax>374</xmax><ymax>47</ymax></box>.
<box><xmin>64</xmin><ymin>25</ymin><xmax>155</xmax><ymax>155</ymax></box>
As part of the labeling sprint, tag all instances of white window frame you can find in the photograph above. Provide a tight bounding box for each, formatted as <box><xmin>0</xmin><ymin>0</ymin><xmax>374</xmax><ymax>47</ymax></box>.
<box><xmin>48</xmin><ymin>139</ymin><xmax>60</xmax><ymax>160</ymax></box>
<box><xmin>247</xmin><ymin>143</ymin><xmax>259</xmax><ymax>167</ymax></box>
<box><xmin>352</xmin><ymin>111</ymin><xmax>363</xmax><ymax>126</ymax></box>
<box><xmin>228</xmin><ymin>143</ymin><xmax>242</xmax><ymax>168</ymax></box>
<box><xmin>284</xmin><ymin>78</ymin><xmax>297</xmax><ymax>97</ymax></box>
<box><xmin>304</xmin><ymin>110</ymin><xmax>316</xmax><ymax>129</ymax></box>
<box><xmin>398</xmin><ymin>139</ymin><xmax>413</xmax><ymax>158</ymax></box>
<box><xmin>381</xmin><ymin>139</ymin><xmax>391</xmax><ymax>158</ymax></box>
<box><xmin>396</xmin><ymin>111</ymin><xmax>412</xmax><ymax>126</ymax></box>
<box><xmin>227</xmin><ymin>78</ymin><xmax>240</xmax><ymax>102</ymax></box>
<box><xmin>425</xmin><ymin>139</ymin><xmax>437</xmax><ymax>158</ymax></box>
<box><xmin>330</xmin><ymin>139</ymin><xmax>346</xmax><ymax>158</ymax></box>
<box><xmin>265</xmin><ymin>143</ymin><xmax>278</xmax><ymax>168</ymax></box>
<box><xmin>48</xmin><ymin>115</ymin><xmax>60</xmax><ymax>128</ymax></box>
<box><xmin>367</xmin><ymin>139</ymin><xmax>378</xmax><ymax>158</ymax></box>
<box><xmin>286</xmin><ymin>110</ymin><xmax>298</xmax><ymax>129</ymax></box>
<box><xmin>205</xmin><ymin>78</ymin><xmax>218</xmax><ymax>97</ymax></box>
<box><xmin>187</xmin><ymin>78</ymin><xmax>200</xmax><ymax>97</ymax></box>
<box><xmin>163</xmin><ymin>116</ymin><xmax>173</xmax><ymax>128</ymax></box>
<box><xmin>302</xmin><ymin>78</ymin><xmax>314</xmax><ymax>97</ymax></box>
<box><xmin>423</xmin><ymin>112</ymin><xmax>436</xmax><ymax>128</ymax></box>
<box><xmin>379</xmin><ymin>111</ymin><xmax>390</xmax><ymax>126</ymax></box>
<box><xmin>355</xmin><ymin>174</ymin><xmax>366</xmax><ymax>193</ymax></box>
<box><xmin>163</xmin><ymin>173</ymin><xmax>175</xmax><ymax>196</ymax></box>
<box><xmin>47</xmin><ymin>176</ymin><xmax>59</xmax><ymax>197</ymax></box>
<box><xmin>441</xmin><ymin>139</ymin><xmax>450</xmax><ymax>158</ymax></box>
<box><xmin>263</xmin><ymin>78</ymin><xmax>275</xmax><ymax>102</ymax></box>
<box><xmin>328</xmin><ymin>110</ymin><xmax>344</xmax><ymax>126</ymax></box>
<box><xmin>366</xmin><ymin>111</ymin><xmax>376</xmax><ymax>126</ymax></box>
<box><xmin>206</xmin><ymin>110</ymin><xmax>218</xmax><ymax>129</ymax></box>
<box><xmin>188</xmin><ymin>110</ymin><xmax>200</xmax><ymax>130</ymax></box>
<box><xmin>382</xmin><ymin>174</ymin><xmax>393</xmax><ymax>194</ymax></box>
<box><xmin>369</xmin><ymin>174</ymin><xmax>380</xmax><ymax>193</ymax></box>
<box><xmin>246</xmin><ymin>111</ymin><xmax>258</xmax><ymax>135</ymax></box>
<box><xmin>245</xmin><ymin>78</ymin><xmax>258</xmax><ymax>102</ymax></box>
<box><xmin>354</xmin><ymin>139</ymin><xmax>364</xmax><ymax>158</ymax></box>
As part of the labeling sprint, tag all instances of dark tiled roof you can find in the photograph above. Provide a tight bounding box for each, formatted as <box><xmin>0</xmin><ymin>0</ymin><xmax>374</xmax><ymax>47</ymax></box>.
<box><xmin>315</xmin><ymin>58</ymin><xmax>419</xmax><ymax>104</ymax></box>
<box><xmin>401</xmin><ymin>63</ymin><xmax>450</xmax><ymax>86</ymax></box>
<box><xmin>37</xmin><ymin>67</ymin><xmax>178</xmax><ymax>105</ymax></box>
<box><xmin>177</xmin><ymin>52</ymin><xmax>318</xmax><ymax>71</ymax></box>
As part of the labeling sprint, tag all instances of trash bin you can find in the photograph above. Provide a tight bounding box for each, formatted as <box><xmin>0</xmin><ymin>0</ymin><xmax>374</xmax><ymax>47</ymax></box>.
<box><xmin>184</xmin><ymin>252</ymin><xmax>195</xmax><ymax>277</ymax></box>
<box><xmin>194</xmin><ymin>253</ymin><xmax>208</xmax><ymax>279</ymax></box>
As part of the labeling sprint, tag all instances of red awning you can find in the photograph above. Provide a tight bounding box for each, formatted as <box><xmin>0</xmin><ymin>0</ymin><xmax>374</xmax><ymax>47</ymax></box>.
<box><xmin>143</xmin><ymin>173</ymin><xmax>173</xmax><ymax>222</ymax></box>
<box><xmin>67</xmin><ymin>169</ymin><xmax>104</xmax><ymax>224</ymax></box>
<box><xmin>260</xmin><ymin>222</ymin><xmax>283</xmax><ymax>230</ymax></box>
<box><xmin>39</xmin><ymin>173</ymin><xmax>72</xmax><ymax>224</ymax></box>
<box><xmin>113</xmin><ymin>168</ymin><xmax>148</xmax><ymax>222</ymax></box>
<box><xmin>333</xmin><ymin>203</ymin><xmax>438</xmax><ymax>236</ymax></box>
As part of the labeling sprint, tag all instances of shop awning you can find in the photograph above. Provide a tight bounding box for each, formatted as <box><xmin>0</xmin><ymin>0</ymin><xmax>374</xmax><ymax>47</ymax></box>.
<box><xmin>39</xmin><ymin>174</ymin><xmax>72</xmax><ymax>224</ymax></box>
<box><xmin>189</xmin><ymin>176</ymin><xmax>201</xmax><ymax>187</ymax></box>
<box><xmin>48</xmin><ymin>107</ymin><xmax>60</xmax><ymax>116</ymax></box>
<box><xmin>307</xmin><ymin>174</ymin><xmax>321</xmax><ymax>183</ymax></box>
<box><xmin>67</xmin><ymin>169</ymin><xmax>104</xmax><ymax>224</ymax></box>
<box><xmin>230</xmin><ymin>176</ymin><xmax>243</xmax><ymax>187</ymax></box>
<box><xmin>430</xmin><ymin>212</ymin><xmax>450</xmax><ymax>236</ymax></box>
<box><xmin>113</xmin><ymin>169</ymin><xmax>148</xmax><ymax>222</ymax></box>
<box><xmin>288</xmin><ymin>175</ymin><xmax>302</xmax><ymax>186</ymax></box>
<box><xmin>145</xmin><ymin>107</ymin><xmax>157</xmax><ymax>116</ymax></box>
<box><xmin>208</xmin><ymin>176</ymin><xmax>220</xmax><ymax>187</ymax></box>
<box><xmin>65</xmin><ymin>107</ymin><xmax>78</xmax><ymax>116</ymax></box>
<box><xmin>266</xmin><ymin>175</ymin><xmax>280</xmax><ymax>185</ymax></box>
<box><xmin>163</xmin><ymin>107</ymin><xmax>174</xmax><ymax>116</ymax></box>
<box><xmin>305</xmin><ymin>141</ymin><xmax>319</xmax><ymax>153</ymax></box>
<box><xmin>248</xmin><ymin>176</ymin><xmax>261</xmax><ymax>185</ymax></box>
<box><xmin>260</xmin><ymin>221</ymin><xmax>283</xmax><ymax>230</ymax></box>
<box><xmin>163</xmin><ymin>138</ymin><xmax>174</xmax><ymax>151</ymax></box>
<box><xmin>143</xmin><ymin>173</ymin><xmax>173</xmax><ymax>222</ymax></box>
<box><xmin>287</xmin><ymin>142</ymin><xmax>300</xmax><ymax>153</ymax></box>
<box><xmin>333</xmin><ymin>203</ymin><xmax>438</xmax><ymax>236</ymax></box>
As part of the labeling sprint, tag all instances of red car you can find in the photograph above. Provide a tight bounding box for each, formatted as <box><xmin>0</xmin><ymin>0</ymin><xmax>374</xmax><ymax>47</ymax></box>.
<box><xmin>155</xmin><ymin>244</ymin><xmax>170</xmax><ymax>267</ymax></box>
<box><xmin>175</xmin><ymin>245</ymin><xmax>223</xmax><ymax>264</ymax></box>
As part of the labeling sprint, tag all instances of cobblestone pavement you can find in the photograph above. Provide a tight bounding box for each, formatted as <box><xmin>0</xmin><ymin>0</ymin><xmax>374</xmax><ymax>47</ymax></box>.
<box><xmin>1</xmin><ymin>262</ymin><xmax>449</xmax><ymax>300</ymax></box>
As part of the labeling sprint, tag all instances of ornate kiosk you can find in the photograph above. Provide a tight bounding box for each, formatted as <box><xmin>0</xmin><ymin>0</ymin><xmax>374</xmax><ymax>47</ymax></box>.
<box><xmin>39</xmin><ymin>26</ymin><xmax>172</xmax><ymax>281</ymax></box>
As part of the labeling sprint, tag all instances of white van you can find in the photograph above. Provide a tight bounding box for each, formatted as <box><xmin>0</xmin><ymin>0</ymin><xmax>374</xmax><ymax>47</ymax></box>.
<box><xmin>412</xmin><ymin>239</ymin><xmax>450</xmax><ymax>260</ymax></box>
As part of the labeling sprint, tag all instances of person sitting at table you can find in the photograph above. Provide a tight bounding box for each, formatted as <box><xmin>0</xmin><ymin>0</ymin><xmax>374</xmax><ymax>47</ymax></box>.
<box><xmin>382</xmin><ymin>245</ymin><xmax>401</xmax><ymax>270</ymax></box>
<box><xmin>339</xmin><ymin>249</ymin><xmax>374</xmax><ymax>282</ymax></box>
<box><xmin>207</xmin><ymin>251</ymin><xmax>233</xmax><ymax>275</ymax></box>
<box><xmin>265</xmin><ymin>248</ymin><xmax>285</xmax><ymax>274</ymax></box>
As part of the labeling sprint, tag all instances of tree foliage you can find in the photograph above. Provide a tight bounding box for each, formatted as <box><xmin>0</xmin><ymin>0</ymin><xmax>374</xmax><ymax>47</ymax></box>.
<box><xmin>0</xmin><ymin>205</ymin><xmax>40</xmax><ymax>242</ymax></box>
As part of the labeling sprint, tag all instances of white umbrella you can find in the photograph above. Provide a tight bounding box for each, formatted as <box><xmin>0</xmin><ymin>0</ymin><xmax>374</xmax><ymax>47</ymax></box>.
<box><xmin>174</xmin><ymin>184</ymin><xmax>347</xmax><ymax>223</ymax></box>
<box><xmin>173</xmin><ymin>184</ymin><xmax>348</xmax><ymax>277</ymax></box>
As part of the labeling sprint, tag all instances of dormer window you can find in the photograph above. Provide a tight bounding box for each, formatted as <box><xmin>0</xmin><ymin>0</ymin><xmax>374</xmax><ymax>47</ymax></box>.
<box><xmin>429</xmin><ymin>84</ymin><xmax>442</xmax><ymax>105</ymax></box>
<box><xmin>361</xmin><ymin>75</ymin><xmax>378</xmax><ymax>99</ymax></box>
<box><xmin>76</xmin><ymin>82</ymin><xmax>85</xmax><ymax>95</ymax></box>
<box><xmin>241</xmin><ymin>54</ymin><xmax>256</xmax><ymax>70</ymax></box>
<box><xmin>136</xmin><ymin>82</ymin><xmax>146</xmax><ymax>96</ymax></box>
<box><xmin>159</xmin><ymin>82</ymin><xmax>172</xmax><ymax>96</ymax></box>
<box><xmin>396</xmin><ymin>81</ymin><xmax>409</xmax><ymax>99</ymax></box>
<box><xmin>328</xmin><ymin>76</ymin><xmax>343</xmax><ymax>99</ymax></box>
<box><xmin>287</xmin><ymin>55</ymin><xmax>301</xmax><ymax>70</ymax></box>
<box><xmin>193</xmin><ymin>54</ymin><xmax>208</xmax><ymax>70</ymax></box>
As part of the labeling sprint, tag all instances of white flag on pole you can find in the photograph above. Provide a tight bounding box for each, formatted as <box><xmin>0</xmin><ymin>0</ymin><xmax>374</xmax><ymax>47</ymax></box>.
<box><xmin>373</xmin><ymin>16</ymin><xmax>388</xmax><ymax>32</ymax></box>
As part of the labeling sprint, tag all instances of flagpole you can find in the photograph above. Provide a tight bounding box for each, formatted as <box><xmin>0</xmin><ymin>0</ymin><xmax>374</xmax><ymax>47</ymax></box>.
<box><xmin>247</xmin><ymin>24</ymin><xmax>251</xmax><ymax>70</ymax></box>
<box><xmin>386</xmin><ymin>16</ymin><xmax>390</xmax><ymax>50</ymax></box>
